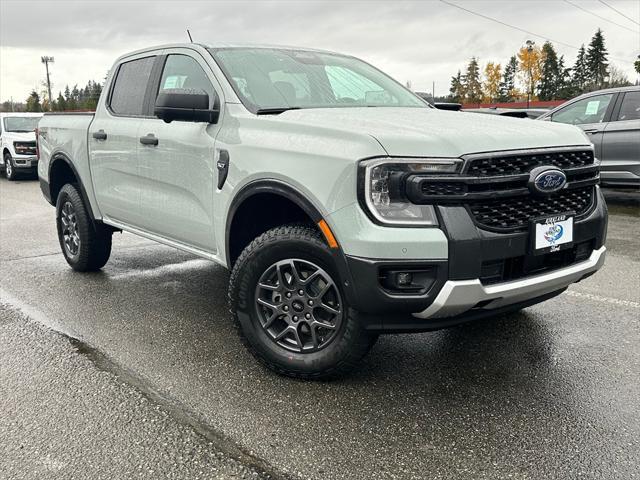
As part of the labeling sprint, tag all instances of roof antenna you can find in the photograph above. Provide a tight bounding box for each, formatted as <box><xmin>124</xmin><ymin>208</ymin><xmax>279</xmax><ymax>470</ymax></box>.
<box><xmin>186</xmin><ymin>29</ymin><xmax>193</xmax><ymax>43</ymax></box>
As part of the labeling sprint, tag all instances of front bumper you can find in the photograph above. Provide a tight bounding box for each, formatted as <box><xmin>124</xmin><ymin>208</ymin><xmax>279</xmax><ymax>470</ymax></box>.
<box><xmin>340</xmin><ymin>187</ymin><xmax>608</xmax><ymax>332</ymax></box>
<box><xmin>413</xmin><ymin>246</ymin><xmax>605</xmax><ymax>319</ymax></box>
<box><xmin>9</xmin><ymin>155</ymin><xmax>38</xmax><ymax>169</ymax></box>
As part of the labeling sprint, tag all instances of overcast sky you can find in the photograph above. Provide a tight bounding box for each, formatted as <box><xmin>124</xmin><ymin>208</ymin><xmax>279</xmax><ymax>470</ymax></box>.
<box><xmin>1</xmin><ymin>0</ymin><xmax>638</xmax><ymax>102</ymax></box>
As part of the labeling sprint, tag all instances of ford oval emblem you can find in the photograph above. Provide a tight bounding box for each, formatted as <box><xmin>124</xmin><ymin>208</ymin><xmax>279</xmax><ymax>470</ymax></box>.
<box><xmin>530</xmin><ymin>168</ymin><xmax>567</xmax><ymax>195</ymax></box>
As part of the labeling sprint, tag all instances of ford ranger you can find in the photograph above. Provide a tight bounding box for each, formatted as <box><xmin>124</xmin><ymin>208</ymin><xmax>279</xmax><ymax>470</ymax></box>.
<box><xmin>37</xmin><ymin>43</ymin><xmax>607</xmax><ymax>378</ymax></box>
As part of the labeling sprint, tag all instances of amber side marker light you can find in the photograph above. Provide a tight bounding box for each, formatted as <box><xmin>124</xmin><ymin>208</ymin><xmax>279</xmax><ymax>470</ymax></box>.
<box><xmin>318</xmin><ymin>219</ymin><xmax>339</xmax><ymax>249</ymax></box>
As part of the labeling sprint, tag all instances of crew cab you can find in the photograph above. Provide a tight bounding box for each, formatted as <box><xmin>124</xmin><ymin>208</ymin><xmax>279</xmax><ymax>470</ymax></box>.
<box><xmin>1</xmin><ymin>112</ymin><xmax>43</xmax><ymax>180</ymax></box>
<box><xmin>37</xmin><ymin>43</ymin><xmax>607</xmax><ymax>378</ymax></box>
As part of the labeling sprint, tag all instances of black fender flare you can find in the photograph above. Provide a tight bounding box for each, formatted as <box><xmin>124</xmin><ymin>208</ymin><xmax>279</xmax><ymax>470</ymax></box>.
<box><xmin>225</xmin><ymin>179</ymin><xmax>359</xmax><ymax>307</ymax></box>
<box><xmin>48</xmin><ymin>152</ymin><xmax>97</xmax><ymax>222</ymax></box>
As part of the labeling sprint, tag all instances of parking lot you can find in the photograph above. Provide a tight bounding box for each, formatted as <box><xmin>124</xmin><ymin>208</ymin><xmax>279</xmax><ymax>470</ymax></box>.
<box><xmin>1</xmin><ymin>177</ymin><xmax>638</xmax><ymax>479</ymax></box>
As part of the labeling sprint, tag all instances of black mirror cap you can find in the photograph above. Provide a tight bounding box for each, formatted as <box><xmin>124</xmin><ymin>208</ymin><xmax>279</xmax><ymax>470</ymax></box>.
<box><xmin>154</xmin><ymin>88</ymin><xmax>220</xmax><ymax>124</ymax></box>
<box><xmin>433</xmin><ymin>102</ymin><xmax>462</xmax><ymax>111</ymax></box>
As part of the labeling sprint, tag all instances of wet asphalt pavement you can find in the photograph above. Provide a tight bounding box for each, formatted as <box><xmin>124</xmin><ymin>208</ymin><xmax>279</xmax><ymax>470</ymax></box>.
<box><xmin>0</xmin><ymin>178</ymin><xmax>638</xmax><ymax>480</ymax></box>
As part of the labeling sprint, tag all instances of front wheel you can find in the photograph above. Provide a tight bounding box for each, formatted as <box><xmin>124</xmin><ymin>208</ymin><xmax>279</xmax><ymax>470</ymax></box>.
<box><xmin>229</xmin><ymin>224</ymin><xmax>377</xmax><ymax>379</ymax></box>
<box><xmin>4</xmin><ymin>153</ymin><xmax>17</xmax><ymax>181</ymax></box>
<box><xmin>56</xmin><ymin>183</ymin><xmax>112</xmax><ymax>271</ymax></box>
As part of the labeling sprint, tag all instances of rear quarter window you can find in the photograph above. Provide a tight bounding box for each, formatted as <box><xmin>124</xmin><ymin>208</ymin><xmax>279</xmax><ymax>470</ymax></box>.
<box><xmin>109</xmin><ymin>56</ymin><xmax>155</xmax><ymax>116</ymax></box>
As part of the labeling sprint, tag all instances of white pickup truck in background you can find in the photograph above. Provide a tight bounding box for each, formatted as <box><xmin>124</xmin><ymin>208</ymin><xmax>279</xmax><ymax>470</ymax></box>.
<box><xmin>1</xmin><ymin>112</ymin><xmax>43</xmax><ymax>180</ymax></box>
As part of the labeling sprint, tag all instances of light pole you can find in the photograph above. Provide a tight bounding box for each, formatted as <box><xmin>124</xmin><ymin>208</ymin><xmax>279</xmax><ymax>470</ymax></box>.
<box><xmin>41</xmin><ymin>56</ymin><xmax>54</xmax><ymax>111</ymax></box>
<box><xmin>525</xmin><ymin>40</ymin><xmax>534</xmax><ymax>108</ymax></box>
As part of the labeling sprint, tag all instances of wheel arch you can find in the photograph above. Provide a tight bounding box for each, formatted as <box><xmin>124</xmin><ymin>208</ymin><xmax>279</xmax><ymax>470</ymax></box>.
<box><xmin>225</xmin><ymin>180</ymin><xmax>326</xmax><ymax>268</ymax></box>
<box><xmin>48</xmin><ymin>153</ymin><xmax>96</xmax><ymax>221</ymax></box>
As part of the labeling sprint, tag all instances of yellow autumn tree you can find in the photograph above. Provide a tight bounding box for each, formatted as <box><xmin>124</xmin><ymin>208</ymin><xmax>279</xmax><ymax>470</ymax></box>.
<box><xmin>517</xmin><ymin>43</ymin><xmax>543</xmax><ymax>102</ymax></box>
<box><xmin>483</xmin><ymin>62</ymin><xmax>502</xmax><ymax>103</ymax></box>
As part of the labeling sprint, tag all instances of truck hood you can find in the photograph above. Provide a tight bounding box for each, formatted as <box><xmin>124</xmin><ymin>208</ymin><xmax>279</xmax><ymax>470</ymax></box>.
<box><xmin>3</xmin><ymin>131</ymin><xmax>36</xmax><ymax>142</ymax></box>
<box><xmin>272</xmin><ymin>107</ymin><xmax>590</xmax><ymax>157</ymax></box>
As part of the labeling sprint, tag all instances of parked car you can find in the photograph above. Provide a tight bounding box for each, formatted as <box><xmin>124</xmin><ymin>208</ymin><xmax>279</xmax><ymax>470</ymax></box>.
<box><xmin>37</xmin><ymin>43</ymin><xmax>607</xmax><ymax>378</ymax></box>
<box><xmin>414</xmin><ymin>92</ymin><xmax>462</xmax><ymax>111</ymax></box>
<box><xmin>538</xmin><ymin>86</ymin><xmax>640</xmax><ymax>188</ymax></box>
<box><xmin>465</xmin><ymin>107</ymin><xmax>548</xmax><ymax>119</ymax></box>
<box><xmin>1</xmin><ymin>112</ymin><xmax>43</xmax><ymax>180</ymax></box>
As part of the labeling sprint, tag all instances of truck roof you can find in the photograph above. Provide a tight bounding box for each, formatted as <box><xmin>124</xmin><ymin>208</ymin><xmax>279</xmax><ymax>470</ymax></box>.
<box><xmin>116</xmin><ymin>42</ymin><xmax>342</xmax><ymax>62</ymax></box>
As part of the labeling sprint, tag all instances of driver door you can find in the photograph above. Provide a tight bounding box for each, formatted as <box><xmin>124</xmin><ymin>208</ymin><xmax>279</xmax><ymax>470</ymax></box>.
<box><xmin>135</xmin><ymin>50</ymin><xmax>223</xmax><ymax>252</ymax></box>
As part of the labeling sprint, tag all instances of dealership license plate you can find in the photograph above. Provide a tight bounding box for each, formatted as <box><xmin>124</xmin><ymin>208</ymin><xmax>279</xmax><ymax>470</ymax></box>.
<box><xmin>531</xmin><ymin>214</ymin><xmax>574</xmax><ymax>255</ymax></box>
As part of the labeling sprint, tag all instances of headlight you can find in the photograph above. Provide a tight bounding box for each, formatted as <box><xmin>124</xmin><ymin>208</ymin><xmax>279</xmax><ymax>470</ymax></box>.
<box><xmin>13</xmin><ymin>142</ymin><xmax>33</xmax><ymax>154</ymax></box>
<box><xmin>359</xmin><ymin>157</ymin><xmax>462</xmax><ymax>226</ymax></box>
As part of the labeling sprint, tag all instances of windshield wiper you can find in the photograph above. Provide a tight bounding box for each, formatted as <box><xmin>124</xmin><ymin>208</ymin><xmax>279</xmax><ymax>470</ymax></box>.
<box><xmin>255</xmin><ymin>107</ymin><xmax>301</xmax><ymax>115</ymax></box>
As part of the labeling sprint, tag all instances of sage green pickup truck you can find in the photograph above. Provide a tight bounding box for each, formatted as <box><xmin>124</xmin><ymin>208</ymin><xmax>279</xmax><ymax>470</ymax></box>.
<box><xmin>37</xmin><ymin>43</ymin><xmax>607</xmax><ymax>378</ymax></box>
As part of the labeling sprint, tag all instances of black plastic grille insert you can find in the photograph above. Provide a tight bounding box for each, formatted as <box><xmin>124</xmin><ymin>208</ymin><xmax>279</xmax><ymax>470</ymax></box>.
<box><xmin>469</xmin><ymin>186</ymin><xmax>595</xmax><ymax>231</ymax></box>
<box><xmin>466</xmin><ymin>150</ymin><xmax>594</xmax><ymax>177</ymax></box>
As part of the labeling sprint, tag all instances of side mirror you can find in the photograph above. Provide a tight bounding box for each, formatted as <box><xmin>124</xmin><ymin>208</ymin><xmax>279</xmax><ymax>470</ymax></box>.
<box><xmin>433</xmin><ymin>102</ymin><xmax>462</xmax><ymax>111</ymax></box>
<box><xmin>154</xmin><ymin>88</ymin><xmax>220</xmax><ymax>124</ymax></box>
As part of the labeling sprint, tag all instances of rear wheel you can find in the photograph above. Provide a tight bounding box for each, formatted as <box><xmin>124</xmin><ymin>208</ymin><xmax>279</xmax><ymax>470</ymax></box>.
<box><xmin>229</xmin><ymin>224</ymin><xmax>377</xmax><ymax>379</ymax></box>
<box><xmin>4</xmin><ymin>153</ymin><xmax>17</xmax><ymax>181</ymax></box>
<box><xmin>56</xmin><ymin>183</ymin><xmax>112</xmax><ymax>271</ymax></box>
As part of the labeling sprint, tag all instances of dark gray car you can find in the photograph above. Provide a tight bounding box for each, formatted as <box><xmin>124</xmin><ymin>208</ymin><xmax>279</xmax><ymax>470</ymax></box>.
<box><xmin>538</xmin><ymin>86</ymin><xmax>640</xmax><ymax>188</ymax></box>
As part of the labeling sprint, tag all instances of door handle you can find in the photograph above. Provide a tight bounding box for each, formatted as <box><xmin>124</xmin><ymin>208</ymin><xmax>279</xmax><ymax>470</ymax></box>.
<box><xmin>583</xmin><ymin>128</ymin><xmax>600</xmax><ymax>135</ymax></box>
<box><xmin>139</xmin><ymin>134</ymin><xmax>158</xmax><ymax>146</ymax></box>
<box><xmin>92</xmin><ymin>130</ymin><xmax>107</xmax><ymax>140</ymax></box>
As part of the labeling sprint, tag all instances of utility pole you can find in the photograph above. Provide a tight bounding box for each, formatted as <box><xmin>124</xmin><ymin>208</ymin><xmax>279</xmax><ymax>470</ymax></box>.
<box><xmin>525</xmin><ymin>40</ymin><xmax>534</xmax><ymax>109</ymax></box>
<box><xmin>41</xmin><ymin>56</ymin><xmax>54</xmax><ymax>111</ymax></box>
<box><xmin>432</xmin><ymin>81</ymin><xmax>435</xmax><ymax>101</ymax></box>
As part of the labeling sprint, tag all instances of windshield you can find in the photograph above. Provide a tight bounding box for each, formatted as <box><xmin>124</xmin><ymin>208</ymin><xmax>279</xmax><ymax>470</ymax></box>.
<box><xmin>210</xmin><ymin>48</ymin><xmax>426</xmax><ymax>113</ymax></box>
<box><xmin>3</xmin><ymin>116</ymin><xmax>40</xmax><ymax>132</ymax></box>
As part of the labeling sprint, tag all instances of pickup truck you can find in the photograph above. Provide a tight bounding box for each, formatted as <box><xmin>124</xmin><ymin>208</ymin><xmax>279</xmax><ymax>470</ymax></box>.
<box><xmin>37</xmin><ymin>43</ymin><xmax>608</xmax><ymax>379</ymax></box>
<box><xmin>1</xmin><ymin>112</ymin><xmax>43</xmax><ymax>180</ymax></box>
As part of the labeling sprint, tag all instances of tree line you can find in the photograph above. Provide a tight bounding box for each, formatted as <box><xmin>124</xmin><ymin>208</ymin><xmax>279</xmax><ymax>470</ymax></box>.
<box><xmin>448</xmin><ymin>29</ymin><xmax>634</xmax><ymax>105</ymax></box>
<box><xmin>1</xmin><ymin>80</ymin><xmax>103</xmax><ymax>112</ymax></box>
<box><xmin>28</xmin><ymin>80</ymin><xmax>103</xmax><ymax>112</ymax></box>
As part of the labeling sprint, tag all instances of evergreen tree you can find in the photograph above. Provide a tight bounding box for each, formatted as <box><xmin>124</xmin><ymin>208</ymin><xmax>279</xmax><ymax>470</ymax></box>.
<box><xmin>55</xmin><ymin>91</ymin><xmax>67</xmax><ymax>111</ymax></box>
<box><xmin>25</xmin><ymin>90</ymin><xmax>42</xmax><ymax>112</ymax></box>
<box><xmin>571</xmin><ymin>44</ymin><xmax>588</xmax><ymax>93</ymax></box>
<box><xmin>556</xmin><ymin>56</ymin><xmax>575</xmax><ymax>99</ymax></box>
<box><xmin>538</xmin><ymin>42</ymin><xmax>561</xmax><ymax>101</ymax></box>
<box><xmin>498</xmin><ymin>56</ymin><xmax>518</xmax><ymax>102</ymax></box>
<box><xmin>448</xmin><ymin>70</ymin><xmax>466</xmax><ymax>103</ymax></box>
<box><xmin>463</xmin><ymin>57</ymin><xmax>483</xmax><ymax>105</ymax></box>
<box><xmin>586</xmin><ymin>29</ymin><xmax>609</xmax><ymax>89</ymax></box>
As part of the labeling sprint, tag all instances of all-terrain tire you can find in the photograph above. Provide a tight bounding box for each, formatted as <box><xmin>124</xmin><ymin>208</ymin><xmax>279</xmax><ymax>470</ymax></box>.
<box><xmin>56</xmin><ymin>183</ymin><xmax>112</xmax><ymax>271</ymax></box>
<box><xmin>229</xmin><ymin>224</ymin><xmax>377</xmax><ymax>379</ymax></box>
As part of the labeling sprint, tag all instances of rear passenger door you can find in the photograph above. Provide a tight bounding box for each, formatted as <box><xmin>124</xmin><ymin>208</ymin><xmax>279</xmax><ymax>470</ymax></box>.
<box><xmin>135</xmin><ymin>50</ymin><xmax>222</xmax><ymax>252</ymax></box>
<box><xmin>601</xmin><ymin>90</ymin><xmax>640</xmax><ymax>183</ymax></box>
<box><xmin>90</xmin><ymin>54</ymin><xmax>156</xmax><ymax>226</ymax></box>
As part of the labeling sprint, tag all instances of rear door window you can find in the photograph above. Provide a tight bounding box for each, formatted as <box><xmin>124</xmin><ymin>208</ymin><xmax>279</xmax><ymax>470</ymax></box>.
<box><xmin>616</xmin><ymin>91</ymin><xmax>640</xmax><ymax>121</ymax></box>
<box><xmin>552</xmin><ymin>94</ymin><xmax>614</xmax><ymax>125</ymax></box>
<box><xmin>109</xmin><ymin>56</ymin><xmax>156</xmax><ymax>116</ymax></box>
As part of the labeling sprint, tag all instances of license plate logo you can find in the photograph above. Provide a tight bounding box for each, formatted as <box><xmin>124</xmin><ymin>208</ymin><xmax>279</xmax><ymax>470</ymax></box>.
<box><xmin>534</xmin><ymin>215</ymin><xmax>573</xmax><ymax>252</ymax></box>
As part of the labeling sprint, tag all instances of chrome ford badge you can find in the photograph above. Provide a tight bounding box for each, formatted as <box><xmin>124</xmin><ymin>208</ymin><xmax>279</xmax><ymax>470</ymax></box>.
<box><xmin>529</xmin><ymin>167</ymin><xmax>567</xmax><ymax>195</ymax></box>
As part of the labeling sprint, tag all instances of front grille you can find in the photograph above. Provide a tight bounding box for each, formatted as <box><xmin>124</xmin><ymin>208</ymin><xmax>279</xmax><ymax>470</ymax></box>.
<box><xmin>402</xmin><ymin>148</ymin><xmax>599</xmax><ymax>233</ymax></box>
<box><xmin>469</xmin><ymin>186</ymin><xmax>594</xmax><ymax>231</ymax></box>
<box><xmin>466</xmin><ymin>150</ymin><xmax>594</xmax><ymax>177</ymax></box>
